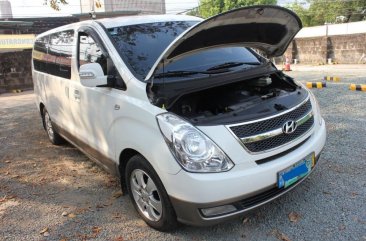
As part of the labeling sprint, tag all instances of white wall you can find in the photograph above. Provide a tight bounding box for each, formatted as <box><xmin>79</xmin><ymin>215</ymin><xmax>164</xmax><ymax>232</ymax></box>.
<box><xmin>295</xmin><ymin>21</ymin><xmax>366</xmax><ymax>38</ymax></box>
<box><xmin>0</xmin><ymin>0</ymin><xmax>12</xmax><ymax>18</ymax></box>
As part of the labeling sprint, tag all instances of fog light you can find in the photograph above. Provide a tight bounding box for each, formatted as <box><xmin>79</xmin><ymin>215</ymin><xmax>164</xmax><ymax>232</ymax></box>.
<box><xmin>201</xmin><ymin>204</ymin><xmax>237</xmax><ymax>217</ymax></box>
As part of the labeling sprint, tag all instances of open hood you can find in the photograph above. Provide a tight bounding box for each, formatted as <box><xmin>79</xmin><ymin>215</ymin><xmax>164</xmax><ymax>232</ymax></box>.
<box><xmin>146</xmin><ymin>5</ymin><xmax>302</xmax><ymax>80</ymax></box>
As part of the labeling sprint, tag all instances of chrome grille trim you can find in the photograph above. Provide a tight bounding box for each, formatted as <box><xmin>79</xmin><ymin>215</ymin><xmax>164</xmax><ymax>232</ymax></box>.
<box><xmin>226</xmin><ymin>96</ymin><xmax>314</xmax><ymax>154</ymax></box>
<box><xmin>240</xmin><ymin>111</ymin><xmax>313</xmax><ymax>144</ymax></box>
<box><xmin>243</xmin><ymin>118</ymin><xmax>314</xmax><ymax>154</ymax></box>
<box><xmin>227</xmin><ymin>96</ymin><xmax>310</xmax><ymax>127</ymax></box>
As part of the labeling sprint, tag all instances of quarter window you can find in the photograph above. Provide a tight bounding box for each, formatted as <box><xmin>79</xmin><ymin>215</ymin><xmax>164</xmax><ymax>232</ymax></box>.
<box><xmin>48</xmin><ymin>30</ymin><xmax>74</xmax><ymax>79</ymax></box>
<box><xmin>33</xmin><ymin>30</ymin><xmax>74</xmax><ymax>79</ymax></box>
<box><xmin>33</xmin><ymin>36</ymin><xmax>49</xmax><ymax>73</ymax></box>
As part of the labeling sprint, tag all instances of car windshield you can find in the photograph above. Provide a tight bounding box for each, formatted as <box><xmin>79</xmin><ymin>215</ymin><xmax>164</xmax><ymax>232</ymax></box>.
<box><xmin>107</xmin><ymin>21</ymin><xmax>198</xmax><ymax>80</ymax></box>
<box><xmin>155</xmin><ymin>47</ymin><xmax>262</xmax><ymax>78</ymax></box>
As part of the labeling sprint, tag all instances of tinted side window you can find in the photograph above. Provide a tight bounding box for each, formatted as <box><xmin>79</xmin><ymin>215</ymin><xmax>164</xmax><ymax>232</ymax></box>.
<box><xmin>78</xmin><ymin>34</ymin><xmax>107</xmax><ymax>75</ymax></box>
<box><xmin>48</xmin><ymin>30</ymin><xmax>74</xmax><ymax>79</ymax></box>
<box><xmin>33</xmin><ymin>36</ymin><xmax>49</xmax><ymax>73</ymax></box>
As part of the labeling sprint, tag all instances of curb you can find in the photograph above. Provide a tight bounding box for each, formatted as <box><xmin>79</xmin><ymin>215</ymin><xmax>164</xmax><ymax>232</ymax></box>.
<box><xmin>324</xmin><ymin>76</ymin><xmax>340</xmax><ymax>82</ymax></box>
<box><xmin>306</xmin><ymin>82</ymin><xmax>326</xmax><ymax>89</ymax></box>
<box><xmin>349</xmin><ymin>84</ymin><xmax>366</xmax><ymax>91</ymax></box>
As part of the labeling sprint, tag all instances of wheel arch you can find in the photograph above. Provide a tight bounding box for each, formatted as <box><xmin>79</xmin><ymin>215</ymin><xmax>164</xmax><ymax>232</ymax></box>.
<box><xmin>39</xmin><ymin>102</ymin><xmax>46</xmax><ymax>129</ymax></box>
<box><xmin>39</xmin><ymin>102</ymin><xmax>45</xmax><ymax>115</ymax></box>
<box><xmin>118</xmin><ymin>148</ymin><xmax>142</xmax><ymax>195</ymax></box>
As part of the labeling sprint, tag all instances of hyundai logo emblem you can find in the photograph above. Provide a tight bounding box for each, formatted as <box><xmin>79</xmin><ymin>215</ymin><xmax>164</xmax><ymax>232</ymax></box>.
<box><xmin>282</xmin><ymin>120</ymin><xmax>297</xmax><ymax>134</ymax></box>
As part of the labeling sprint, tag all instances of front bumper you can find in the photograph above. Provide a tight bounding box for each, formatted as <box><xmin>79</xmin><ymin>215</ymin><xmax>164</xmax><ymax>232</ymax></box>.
<box><xmin>167</xmin><ymin>119</ymin><xmax>326</xmax><ymax>226</ymax></box>
<box><xmin>170</xmin><ymin>154</ymin><xmax>321</xmax><ymax>226</ymax></box>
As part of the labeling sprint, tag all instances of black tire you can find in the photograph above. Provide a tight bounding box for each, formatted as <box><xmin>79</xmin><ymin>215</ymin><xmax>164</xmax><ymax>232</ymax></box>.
<box><xmin>126</xmin><ymin>155</ymin><xmax>178</xmax><ymax>231</ymax></box>
<box><xmin>42</xmin><ymin>108</ymin><xmax>64</xmax><ymax>145</ymax></box>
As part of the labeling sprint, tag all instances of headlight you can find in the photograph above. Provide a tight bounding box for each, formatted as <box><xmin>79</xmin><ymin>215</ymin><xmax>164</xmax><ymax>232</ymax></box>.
<box><xmin>156</xmin><ymin>113</ymin><xmax>234</xmax><ymax>173</ymax></box>
<box><xmin>307</xmin><ymin>87</ymin><xmax>323</xmax><ymax>126</ymax></box>
<box><xmin>296</xmin><ymin>80</ymin><xmax>323</xmax><ymax>125</ymax></box>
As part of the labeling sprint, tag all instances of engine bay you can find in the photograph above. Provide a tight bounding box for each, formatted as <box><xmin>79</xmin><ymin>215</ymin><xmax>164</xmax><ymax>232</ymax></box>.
<box><xmin>167</xmin><ymin>72</ymin><xmax>307</xmax><ymax>125</ymax></box>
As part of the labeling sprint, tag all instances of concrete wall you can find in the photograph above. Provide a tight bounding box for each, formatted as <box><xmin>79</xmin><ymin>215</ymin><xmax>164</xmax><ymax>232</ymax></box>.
<box><xmin>290</xmin><ymin>37</ymin><xmax>328</xmax><ymax>64</ymax></box>
<box><xmin>281</xmin><ymin>21</ymin><xmax>366</xmax><ymax>64</ymax></box>
<box><xmin>284</xmin><ymin>33</ymin><xmax>366</xmax><ymax>64</ymax></box>
<box><xmin>327</xmin><ymin>34</ymin><xmax>366</xmax><ymax>64</ymax></box>
<box><xmin>296</xmin><ymin>21</ymin><xmax>366</xmax><ymax>38</ymax></box>
<box><xmin>0</xmin><ymin>50</ymin><xmax>32</xmax><ymax>93</ymax></box>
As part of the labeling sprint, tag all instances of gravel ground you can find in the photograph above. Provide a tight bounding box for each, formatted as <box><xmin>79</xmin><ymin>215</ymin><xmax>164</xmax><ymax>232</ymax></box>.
<box><xmin>0</xmin><ymin>64</ymin><xmax>365</xmax><ymax>241</ymax></box>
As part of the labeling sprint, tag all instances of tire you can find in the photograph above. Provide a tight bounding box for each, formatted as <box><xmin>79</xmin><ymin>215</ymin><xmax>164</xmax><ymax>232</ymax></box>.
<box><xmin>42</xmin><ymin>108</ymin><xmax>64</xmax><ymax>145</ymax></box>
<box><xmin>126</xmin><ymin>155</ymin><xmax>178</xmax><ymax>231</ymax></box>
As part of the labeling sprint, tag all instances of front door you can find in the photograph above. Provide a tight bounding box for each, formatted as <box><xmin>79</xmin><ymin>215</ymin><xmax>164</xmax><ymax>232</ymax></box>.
<box><xmin>68</xmin><ymin>29</ymin><xmax>122</xmax><ymax>170</ymax></box>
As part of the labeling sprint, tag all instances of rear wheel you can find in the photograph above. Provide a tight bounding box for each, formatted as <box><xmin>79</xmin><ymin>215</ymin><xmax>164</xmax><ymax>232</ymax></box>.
<box><xmin>42</xmin><ymin>108</ymin><xmax>64</xmax><ymax>145</ymax></box>
<box><xmin>126</xmin><ymin>155</ymin><xmax>178</xmax><ymax>231</ymax></box>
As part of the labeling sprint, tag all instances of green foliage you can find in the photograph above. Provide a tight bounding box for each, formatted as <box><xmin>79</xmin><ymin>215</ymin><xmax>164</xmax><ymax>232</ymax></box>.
<box><xmin>286</xmin><ymin>1</ymin><xmax>312</xmax><ymax>26</ymax></box>
<box><xmin>186</xmin><ymin>7</ymin><xmax>200</xmax><ymax>17</ymax></box>
<box><xmin>44</xmin><ymin>0</ymin><xmax>68</xmax><ymax>11</ymax></box>
<box><xmin>198</xmin><ymin>0</ymin><xmax>277</xmax><ymax>18</ymax></box>
<box><xmin>287</xmin><ymin>0</ymin><xmax>366</xmax><ymax>26</ymax></box>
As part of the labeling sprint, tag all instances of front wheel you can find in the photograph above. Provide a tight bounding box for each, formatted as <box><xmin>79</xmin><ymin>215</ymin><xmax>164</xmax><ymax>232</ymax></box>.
<box><xmin>126</xmin><ymin>155</ymin><xmax>178</xmax><ymax>231</ymax></box>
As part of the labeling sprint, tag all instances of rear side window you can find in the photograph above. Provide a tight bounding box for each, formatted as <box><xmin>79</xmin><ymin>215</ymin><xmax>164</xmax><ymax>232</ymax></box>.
<box><xmin>33</xmin><ymin>30</ymin><xmax>74</xmax><ymax>79</ymax></box>
<box><xmin>48</xmin><ymin>30</ymin><xmax>75</xmax><ymax>79</ymax></box>
<box><xmin>33</xmin><ymin>36</ymin><xmax>49</xmax><ymax>73</ymax></box>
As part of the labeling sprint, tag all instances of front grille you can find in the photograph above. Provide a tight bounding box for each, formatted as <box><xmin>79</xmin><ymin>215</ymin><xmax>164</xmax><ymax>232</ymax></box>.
<box><xmin>255</xmin><ymin>137</ymin><xmax>310</xmax><ymax>165</ymax></box>
<box><xmin>229</xmin><ymin>99</ymin><xmax>313</xmax><ymax>153</ymax></box>
<box><xmin>244</xmin><ymin>116</ymin><xmax>314</xmax><ymax>152</ymax></box>
<box><xmin>236</xmin><ymin>186</ymin><xmax>284</xmax><ymax>210</ymax></box>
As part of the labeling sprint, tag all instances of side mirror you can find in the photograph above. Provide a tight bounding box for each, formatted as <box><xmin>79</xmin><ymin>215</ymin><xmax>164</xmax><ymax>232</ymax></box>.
<box><xmin>79</xmin><ymin>63</ymin><xmax>107</xmax><ymax>87</ymax></box>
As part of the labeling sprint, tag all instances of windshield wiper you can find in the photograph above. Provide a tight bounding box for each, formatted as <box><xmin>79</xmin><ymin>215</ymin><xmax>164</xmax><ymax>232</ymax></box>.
<box><xmin>206</xmin><ymin>61</ymin><xmax>261</xmax><ymax>71</ymax></box>
<box><xmin>153</xmin><ymin>69</ymin><xmax>227</xmax><ymax>78</ymax></box>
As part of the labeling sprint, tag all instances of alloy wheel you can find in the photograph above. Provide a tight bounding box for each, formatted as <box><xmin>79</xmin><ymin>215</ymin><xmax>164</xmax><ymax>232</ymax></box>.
<box><xmin>130</xmin><ymin>169</ymin><xmax>163</xmax><ymax>221</ymax></box>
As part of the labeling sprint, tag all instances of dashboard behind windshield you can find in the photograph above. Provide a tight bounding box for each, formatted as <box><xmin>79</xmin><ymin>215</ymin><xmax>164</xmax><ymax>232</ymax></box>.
<box><xmin>159</xmin><ymin>47</ymin><xmax>262</xmax><ymax>74</ymax></box>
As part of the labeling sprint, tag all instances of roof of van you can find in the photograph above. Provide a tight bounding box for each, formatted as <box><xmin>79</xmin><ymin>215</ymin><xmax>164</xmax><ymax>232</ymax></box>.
<box><xmin>35</xmin><ymin>14</ymin><xmax>202</xmax><ymax>39</ymax></box>
<box><xmin>98</xmin><ymin>14</ymin><xmax>202</xmax><ymax>28</ymax></box>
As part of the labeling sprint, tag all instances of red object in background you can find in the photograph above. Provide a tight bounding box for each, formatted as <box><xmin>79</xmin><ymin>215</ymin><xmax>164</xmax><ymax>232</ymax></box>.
<box><xmin>283</xmin><ymin>57</ymin><xmax>291</xmax><ymax>71</ymax></box>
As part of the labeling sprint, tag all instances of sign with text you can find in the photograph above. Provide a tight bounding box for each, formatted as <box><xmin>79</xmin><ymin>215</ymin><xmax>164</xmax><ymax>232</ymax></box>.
<box><xmin>0</xmin><ymin>34</ymin><xmax>35</xmax><ymax>49</ymax></box>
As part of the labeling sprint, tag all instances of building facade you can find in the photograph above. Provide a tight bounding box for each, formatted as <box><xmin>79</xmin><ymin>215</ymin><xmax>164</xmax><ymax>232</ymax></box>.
<box><xmin>0</xmin><ymin>0</ymin><xmax>12</xmax><ymax>18</ymax></box>
<box><xmin>0</xmin><ymin>17</ymin><xmax>78</xmax><ymax>93</ymax></box>
<box><xmin>80</xmin><ymin>0</ymin><xmax>166</xmax><ymax>15</ymax></box>
<box><xmin>0</xmin><ymin>0</ymin><xmax>166</xmax><ymax>93</ymax></box>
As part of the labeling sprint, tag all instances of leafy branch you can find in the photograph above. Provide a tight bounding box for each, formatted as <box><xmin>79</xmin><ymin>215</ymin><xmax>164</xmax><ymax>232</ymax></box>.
<box><xmin>44</xmin><ymin>0</ymin><xmax>68</xmax><ymax>11</ymax></box>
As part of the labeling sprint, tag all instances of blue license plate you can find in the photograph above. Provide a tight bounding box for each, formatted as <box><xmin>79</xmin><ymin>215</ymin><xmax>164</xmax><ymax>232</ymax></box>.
<box><xmin>277</xmin><ymin>153</ymin><xmax>314</xmax><ymax>188</ymax></box>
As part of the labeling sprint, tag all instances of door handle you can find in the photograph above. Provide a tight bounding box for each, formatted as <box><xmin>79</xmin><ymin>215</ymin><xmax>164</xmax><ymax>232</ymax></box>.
<box><xmin>74</xmin><ymin>89</ymin><xmax>80</xmax><ymax>102</ymax></box>
<box><xmin>65</xmin><ymin>86</ymin><xmax>69</xmax><ymax>98</ymax></box>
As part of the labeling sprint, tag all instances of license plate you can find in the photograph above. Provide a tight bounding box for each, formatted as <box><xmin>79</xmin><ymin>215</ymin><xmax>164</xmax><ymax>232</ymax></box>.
<box><xmin>277</xmin><ymin>153</ymin><xmax>315</xmax><ymax>188</ymax></box>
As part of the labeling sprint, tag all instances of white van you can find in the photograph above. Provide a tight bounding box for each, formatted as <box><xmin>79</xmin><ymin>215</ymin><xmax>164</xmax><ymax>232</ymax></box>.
<box><xmin>32</xmin><ymin>6</ymin><xmax>326</xmax><ymax>231</ymax></box>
